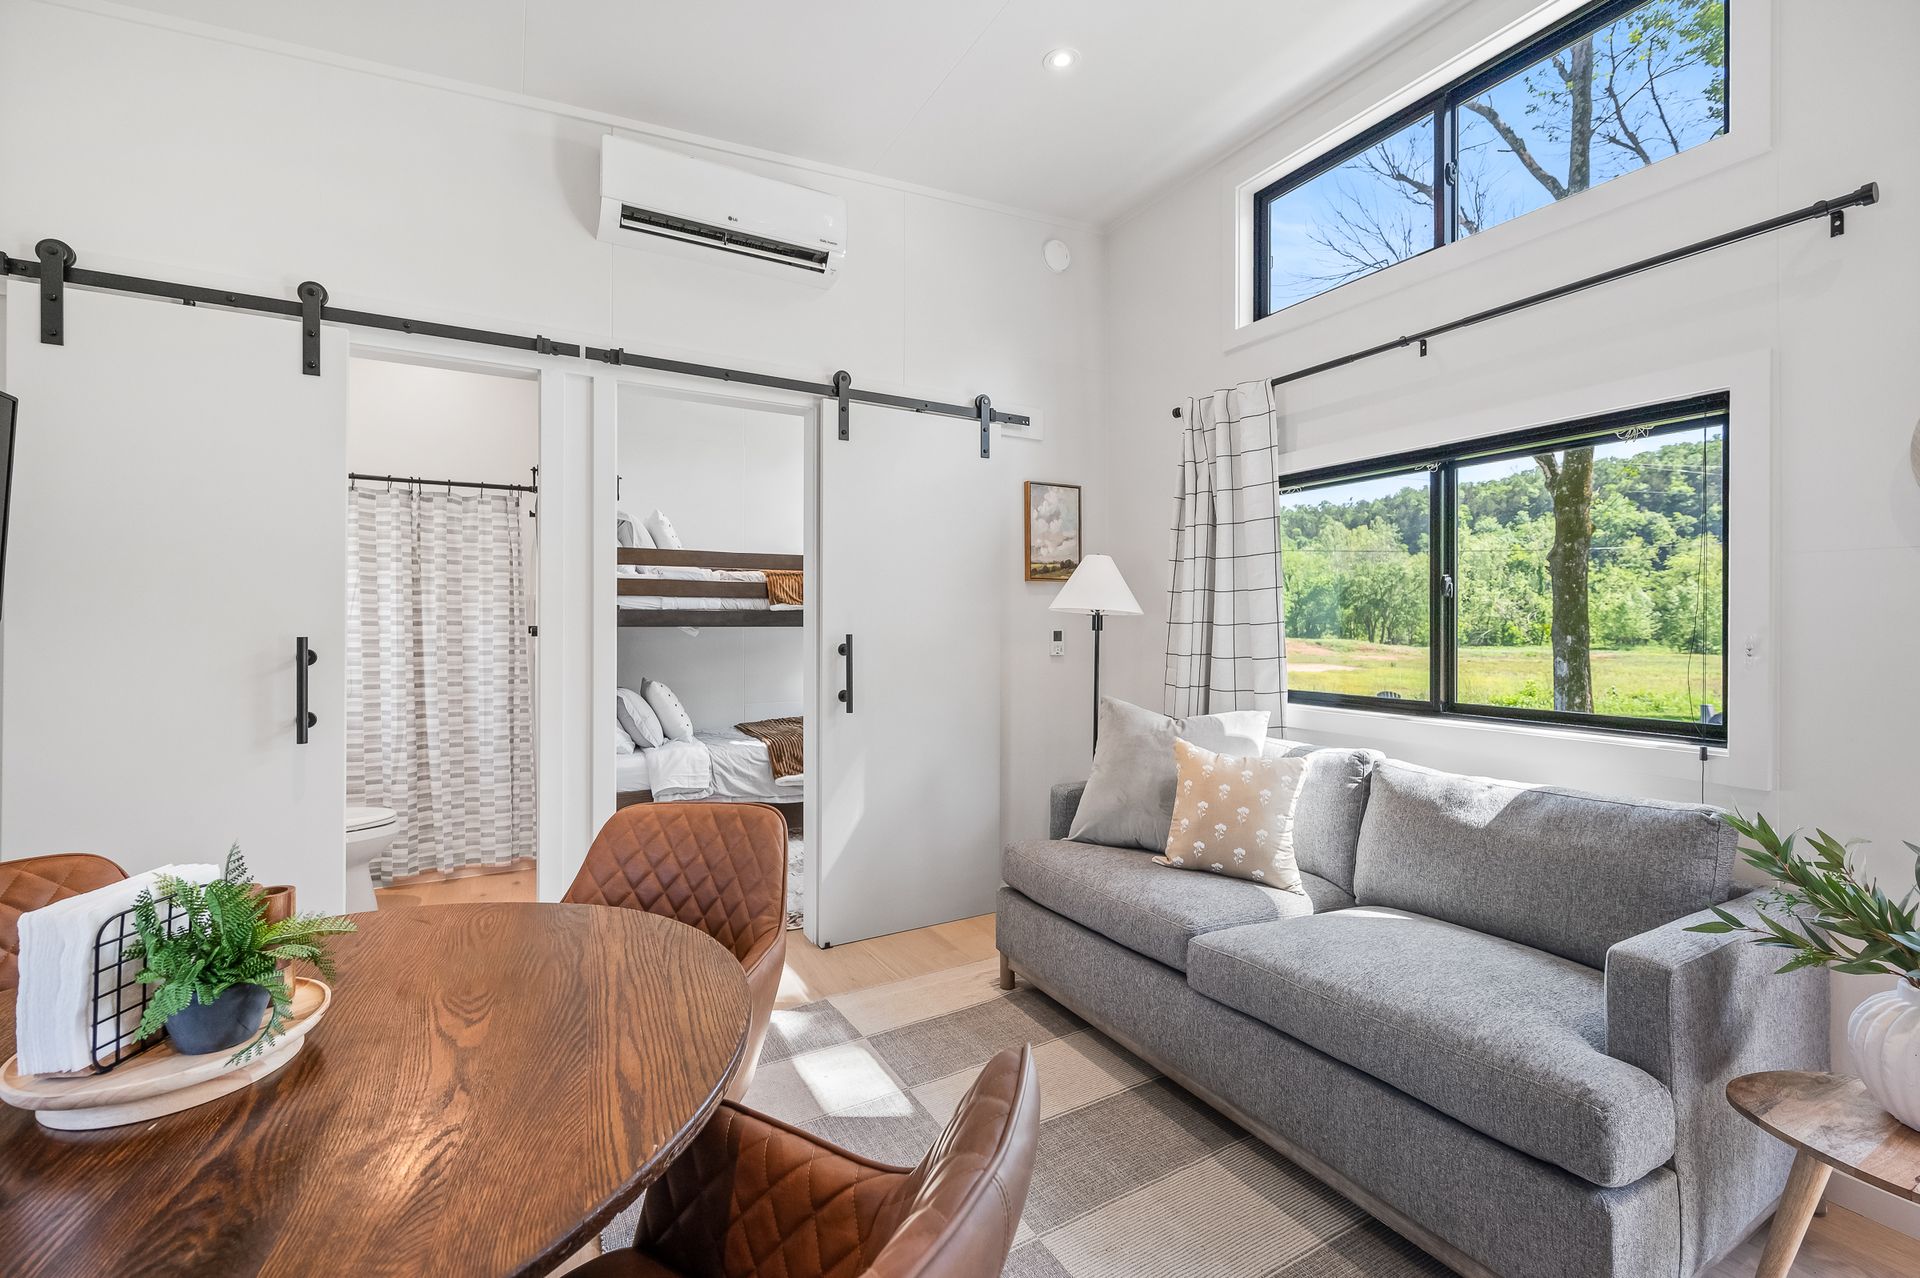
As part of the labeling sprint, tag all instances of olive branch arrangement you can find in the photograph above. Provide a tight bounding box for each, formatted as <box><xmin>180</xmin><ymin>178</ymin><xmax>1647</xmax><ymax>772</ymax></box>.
<box><xmin>124</xmin><ymin>845</ymin><xmax>358</xmax><ymax>1063</ymax></box>
<box><xmin>1687</xmin><ymin>811</ymin><xmax>1920</xmax><ymax>988</ymax></box>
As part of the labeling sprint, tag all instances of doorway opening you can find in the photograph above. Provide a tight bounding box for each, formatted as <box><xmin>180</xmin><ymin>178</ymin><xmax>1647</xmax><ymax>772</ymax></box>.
<box><xmin>612</xmin><ymin>384</ymin><xmax>808</xmax><ymax>929</ymax></box>
<box><xmin>344</xmin><ymin>352</ymin><xmax>541</xmax><ymax>910</ymax></box>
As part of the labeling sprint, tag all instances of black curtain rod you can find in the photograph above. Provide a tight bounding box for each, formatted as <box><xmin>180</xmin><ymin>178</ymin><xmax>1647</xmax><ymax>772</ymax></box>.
<box><xmin>348</xmin><ymin>472</ymin><xmax>536</xmax><ymax>495</ymax></box>
<box><xmin>1169</xmin><ymin>181</ymin><xmax>1879</xmax><ymax>419</ymax></box>
<box><xmin>0</xmin><ymin>241</ymin><xmax>1027</xmax><ymax>457</ymax></box>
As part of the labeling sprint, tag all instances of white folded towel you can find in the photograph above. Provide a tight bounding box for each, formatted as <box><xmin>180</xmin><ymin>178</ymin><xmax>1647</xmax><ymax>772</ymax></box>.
<box><xmin>16</xmin><ymin>864</ymin><xmax>221</xmax><ymax>1075</ymax></box>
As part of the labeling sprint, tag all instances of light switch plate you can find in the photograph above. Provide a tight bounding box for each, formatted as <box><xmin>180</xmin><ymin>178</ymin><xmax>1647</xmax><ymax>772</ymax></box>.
<box><xmin>1050</xmin><ymin>629</ymin><xmax>1065</xmax><ymax>658</ymax></box>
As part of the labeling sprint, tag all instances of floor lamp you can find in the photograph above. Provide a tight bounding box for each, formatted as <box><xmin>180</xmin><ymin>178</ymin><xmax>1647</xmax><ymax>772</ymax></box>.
<box><xmin>1049</xmin><ymin>555</ymin><xmax>1142</xmax><ymax>752</ymax></box>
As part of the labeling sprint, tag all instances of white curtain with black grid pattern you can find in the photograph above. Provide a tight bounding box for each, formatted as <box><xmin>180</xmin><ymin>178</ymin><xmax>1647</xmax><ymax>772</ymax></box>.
<box><xmin>1164</xmin><ymin>381</ymin><xmax>1286</xmax><ymax>721</ymax></box>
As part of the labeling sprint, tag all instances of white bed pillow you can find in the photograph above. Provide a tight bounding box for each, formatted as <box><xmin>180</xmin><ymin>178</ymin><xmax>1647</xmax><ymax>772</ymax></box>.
<box><xmin>643</xmin><ymin>678</ymin><xmax>696</xmax><ymax>742</ymax></box>
<box><xmin>613</xmin><ymin>724</ymin><xmax>637</xmax><ymax>756</ymax></box>
<box><xmin>616</xmin><ymin>509</ymin><xmax>656</xmax><ymax>550</ymax></box>
<box><xmin>642</xmin><ymin>509</ymin><xmax>684</xmax><ymax>550</ymax></box>
<box><xmin>616</xmin><ymin>687</ymin><xmax>665</xmax><ymax>748</ymax></box>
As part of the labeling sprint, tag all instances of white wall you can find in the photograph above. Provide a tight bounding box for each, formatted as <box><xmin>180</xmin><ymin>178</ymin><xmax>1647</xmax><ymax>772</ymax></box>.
<box><xmin>346</xmin><ymin>355</ymin><xmax>539</xmax><ymax>486</ymax></box>
<box><xmin>616</xmin><ymin>389</ymin><xmax>805</xmax><ymax>729</ymax></box>
<box><xmin>1101</xmin><ymin>0</ymin><xmax>1920</xmax><ymax>1237</ymax></box>
<box><xmin>0</xmin><ymin>0</ymin><xmax>1106</xmax><ymax>859</ymax></box>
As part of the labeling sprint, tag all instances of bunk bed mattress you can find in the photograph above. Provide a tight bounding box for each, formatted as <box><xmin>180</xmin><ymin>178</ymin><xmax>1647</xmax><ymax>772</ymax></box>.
<box><xmin>616</xmin><ymin>565</ymin><xmax>801</xmax><ymax>611</ymax></box>
<box><xmin>615</xmin><ymin>730</ymin><xmax>799</xmax><ymax>803</ymax></box>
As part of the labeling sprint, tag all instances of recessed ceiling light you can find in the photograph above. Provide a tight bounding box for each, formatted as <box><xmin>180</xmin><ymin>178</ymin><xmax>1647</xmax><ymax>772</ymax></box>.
<box><xmin>1043</xmin><ymin>47</ymin><xmax>1080</xmax><ymax>71</ymax></box>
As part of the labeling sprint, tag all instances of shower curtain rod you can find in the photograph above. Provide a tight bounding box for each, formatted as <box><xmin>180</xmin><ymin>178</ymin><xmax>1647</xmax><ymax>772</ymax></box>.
<box><xmin>1</xmin><ymin>239</ymin><xmax>1027</xmax><ymax>459</ymax></box>
<box><xmin>1169</xmin><ymin>180</ymin><xmax>1880</xmax><ymax>419</ymax></box>
<box><xmin>348</xmin><ymin>472</ymin><xmax>537</xmax><ymax>495</ymax></box>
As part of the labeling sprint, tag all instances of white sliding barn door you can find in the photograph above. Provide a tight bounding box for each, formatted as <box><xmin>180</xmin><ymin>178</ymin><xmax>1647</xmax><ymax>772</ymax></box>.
<box><xmin>810</xmin><ymin>402</ymin><xmax>1002</xmax><ymax>945</ymax></box>
<box><xmin>2</xmin><ymin>287</ymin><xmax>348</xmax><ymax>912</ymax></box>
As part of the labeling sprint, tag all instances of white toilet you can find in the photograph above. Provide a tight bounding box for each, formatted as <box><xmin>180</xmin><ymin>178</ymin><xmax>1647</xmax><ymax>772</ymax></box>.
<box><xmin>344</xmin><ymin>806</ymin><xmax>401</xmax><ymax>913</ymax></box>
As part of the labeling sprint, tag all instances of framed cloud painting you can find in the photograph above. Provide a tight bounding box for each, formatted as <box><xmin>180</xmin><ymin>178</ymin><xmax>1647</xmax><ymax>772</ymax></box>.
<box><xmin>1024</xmin><ymin>481</ymin><xmax>1082</xmax><ymax>581</ymax></box>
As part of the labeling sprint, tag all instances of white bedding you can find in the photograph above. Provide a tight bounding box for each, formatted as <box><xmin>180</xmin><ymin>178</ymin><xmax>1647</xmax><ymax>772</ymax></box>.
<box><xmin>616</xmin><ymin>565</ymin><xmax>800</xmax><ymax>611</ymax></box>
<box><xmin>614</xmin><ymin>729</ymin><xmax>801</xmax><ymax>804</ymax></box>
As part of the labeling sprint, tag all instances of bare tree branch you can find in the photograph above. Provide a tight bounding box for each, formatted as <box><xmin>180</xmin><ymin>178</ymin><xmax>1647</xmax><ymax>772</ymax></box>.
<box><xmin>1462</xmin><ymin>99</ymin><xmax>1567</xmax><ymax>200</ymax></box>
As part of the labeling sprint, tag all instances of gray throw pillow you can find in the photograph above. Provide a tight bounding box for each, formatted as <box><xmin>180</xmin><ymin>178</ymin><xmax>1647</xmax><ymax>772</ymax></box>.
<box><xmin>1068</xmin><ymin>697</ymin><xmax>1271</xmax><ymax>852</ymax></box>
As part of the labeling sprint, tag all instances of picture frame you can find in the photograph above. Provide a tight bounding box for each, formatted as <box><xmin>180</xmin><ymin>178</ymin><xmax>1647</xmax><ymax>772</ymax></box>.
<box><xmin>1024</xmin><ymin>481</ymin><xmax>1082</xmax><ymax>582</ymax></box>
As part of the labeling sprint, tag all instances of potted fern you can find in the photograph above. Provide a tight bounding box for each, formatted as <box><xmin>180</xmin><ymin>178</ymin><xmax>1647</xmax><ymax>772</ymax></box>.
<box><xmin>1688</xmin><ymin>812</ymin><xmax>1920</xmax><ymax>1128</ymax></box>
<box><xmin>125</xmin><ymin>846</ymin><xmax>357</xmax><ymax>1062</ymax></box>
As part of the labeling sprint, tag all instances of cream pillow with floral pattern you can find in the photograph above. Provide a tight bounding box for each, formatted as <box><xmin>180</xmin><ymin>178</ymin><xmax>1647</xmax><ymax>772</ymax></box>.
<box><xmin>1156</xmin><ymin>737</ymin><xmax>1307</xmax><ymax>892</ymax></box>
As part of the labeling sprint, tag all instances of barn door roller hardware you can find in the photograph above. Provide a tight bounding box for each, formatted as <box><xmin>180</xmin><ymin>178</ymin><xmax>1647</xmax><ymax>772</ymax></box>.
<box><xmin>0</xmin><ymin>241</ymin><xmax>1028</xmax><ymax>456</ymax></box>
<box><xmin>298</xmin><ymin>281</ymin><xmax>327</xmax><ymax>375</ymax></box>
<box><xmin>34</xmin><ymin>239</ymin><xmax>75</xmax><ymax>344</ymax></box>
<box><xmin>1165</xmin><ymin>180</ymin><xmax>1881</xmax><ymax>418</ymax></box>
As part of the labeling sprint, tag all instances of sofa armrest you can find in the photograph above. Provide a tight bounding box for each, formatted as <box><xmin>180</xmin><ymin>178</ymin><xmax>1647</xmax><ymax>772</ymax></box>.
<box><xmin>1049</xmin><ymin>782</ymin><xmax>1087</xmax><ymax>841</ymax></box>
<box><xmin>1605</xmin><ymin>890</ymin><xmax>1829</xmax><ymax>1275</ymax></box>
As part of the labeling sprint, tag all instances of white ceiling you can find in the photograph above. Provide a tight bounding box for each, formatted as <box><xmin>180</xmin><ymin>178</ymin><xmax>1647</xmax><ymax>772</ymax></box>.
<box><xmin>109</xmin><ymin>0</ymin><xmax>1460</xmax><ymax>224</ymax></box>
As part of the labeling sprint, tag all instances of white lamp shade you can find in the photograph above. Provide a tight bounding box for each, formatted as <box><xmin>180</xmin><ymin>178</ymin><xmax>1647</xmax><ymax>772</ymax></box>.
<box><xmin>1049</xmin><ymin>554</ymin><xmax>1142</xmax><ymax>616</ymax></box>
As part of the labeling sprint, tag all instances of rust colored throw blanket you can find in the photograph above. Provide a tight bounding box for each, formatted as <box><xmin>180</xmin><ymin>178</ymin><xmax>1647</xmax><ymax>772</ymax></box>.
<box><xmin>764</xmin><ymin>569</ymin><xmax>804</xmax><ymax>606</ymax></box>
<box><xmin>736</xmin><ymin>716</ymin><xmax>804</xmax><ymax>778</ymax></box>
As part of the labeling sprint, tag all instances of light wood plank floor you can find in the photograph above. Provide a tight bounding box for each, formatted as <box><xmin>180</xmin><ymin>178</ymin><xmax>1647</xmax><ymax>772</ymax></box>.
<box><xmin>380</xmin><ymin>867</ymin><xmax>1920</xmax><ymax>1277</ymax></box>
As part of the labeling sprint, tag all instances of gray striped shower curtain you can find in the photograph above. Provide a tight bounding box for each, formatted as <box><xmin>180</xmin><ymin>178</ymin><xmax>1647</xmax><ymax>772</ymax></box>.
<box><xmin>345</xmin><ymin>486</ymin><xmax>534</xmax><ymax>882</ymax></box>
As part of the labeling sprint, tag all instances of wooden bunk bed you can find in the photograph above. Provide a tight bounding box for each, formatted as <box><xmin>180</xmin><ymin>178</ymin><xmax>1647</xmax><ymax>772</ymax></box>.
<box><xmin>616</xmin><ymin>547</ymin><xmax>803</xmax><ymax>627</ymax></box>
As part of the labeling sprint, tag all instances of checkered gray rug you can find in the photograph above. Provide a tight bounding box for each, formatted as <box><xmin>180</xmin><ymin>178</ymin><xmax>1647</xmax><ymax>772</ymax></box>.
<box><xmin>604</xmin><ymin>959</ymin><xmax>1447</xmax><ymax>1276</ymax></box>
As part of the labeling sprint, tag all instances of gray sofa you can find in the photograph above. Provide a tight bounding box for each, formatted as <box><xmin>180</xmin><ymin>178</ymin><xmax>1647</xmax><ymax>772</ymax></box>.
<box><xmin>995</xmin><ymin>747</ymin><xmax>1828</xmax><ymax>1278</ymax></box>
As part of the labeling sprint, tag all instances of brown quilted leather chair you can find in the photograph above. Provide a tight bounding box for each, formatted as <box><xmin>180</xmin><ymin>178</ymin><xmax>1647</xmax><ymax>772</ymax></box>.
<box><xmin>565</xmin><ymin>803</ymin><xmax>787</xmax><ymax>1100</ymax></box>
<box><xmin>579</xmin><ymin>1045</ymin><xmax>1039</xmax><ymax>1278</ymax></box>
<box><xmin>0</xmin><ymin>853</ymin><xmax>128</xmax><ymax>992</ymax></box>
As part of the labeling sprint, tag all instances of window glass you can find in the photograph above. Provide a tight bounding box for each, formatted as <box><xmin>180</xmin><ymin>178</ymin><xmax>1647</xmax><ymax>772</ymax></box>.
<box><xmin>1263</xmin><ymin>113</ymin><xmax>1436</xmax><ymax>315</ymax></box>
<box><xmin>1454</xmin><ymin>0</ymin><xmax>1727</xmax><ymax>239</ymax></box>
<box><xmin>1252</xmin><ymin>0</ymin><xmax>1729</xmax><ymax>315</ymax></box>
<box><xmin>1278</xmin><ymin>472</ymin><xmax>1431</xmax><ymax>701</ymax></box>
<box><xmin>1453</xmin><ymin>421</ymin><xmax>1725</xmax><ymax>724</ymax></box>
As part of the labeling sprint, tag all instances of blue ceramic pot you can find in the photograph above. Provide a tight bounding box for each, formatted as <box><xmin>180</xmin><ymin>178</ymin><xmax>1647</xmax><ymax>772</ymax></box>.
<box><xmin>165</xmin><ymin>983</ymin><xmax>272</xmax><ymax>1055</ymax></box>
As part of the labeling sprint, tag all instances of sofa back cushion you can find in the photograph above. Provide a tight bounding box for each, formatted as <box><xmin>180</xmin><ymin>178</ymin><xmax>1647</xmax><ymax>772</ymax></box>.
<box><xmin>1258</xmin><ymin>741</ymin><xmax>1379</xmax><ymax>897</ymax></box>
<box><xmin>1352</xmin><ymin>760</ymin><xmax>1736</xmax><ymax>969</ymax></box>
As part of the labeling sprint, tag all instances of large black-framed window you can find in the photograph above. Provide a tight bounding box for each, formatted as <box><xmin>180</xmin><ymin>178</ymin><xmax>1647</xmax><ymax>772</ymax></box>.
<box><xmin>1254</xmin><ymin>0</ymin><xmax>1729</xmax><ymax>319</ymax></box>
<box><xmin>1277</xmin><ymin>394</ymin><xmax>1728</xmax><ymax>743</ymax></box>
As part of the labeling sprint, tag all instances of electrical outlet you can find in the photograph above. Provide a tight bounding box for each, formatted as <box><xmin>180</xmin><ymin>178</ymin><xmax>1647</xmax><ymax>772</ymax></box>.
<box><xmin>1050</xmin><ymin>629</ymin><xmax>1065</xmax><ymax>658</ymax></box>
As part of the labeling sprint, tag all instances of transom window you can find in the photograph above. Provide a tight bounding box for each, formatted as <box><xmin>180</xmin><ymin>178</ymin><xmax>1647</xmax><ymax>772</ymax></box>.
<box><xmin>1255</xmin><ymin>0</ymin><xmax>1728</xmax><ymax>318</ymax></box>
<box><xmin>1278</xmin><ymin>395</ymin><xmax>1727</xmax><ymax>741</ymax></box>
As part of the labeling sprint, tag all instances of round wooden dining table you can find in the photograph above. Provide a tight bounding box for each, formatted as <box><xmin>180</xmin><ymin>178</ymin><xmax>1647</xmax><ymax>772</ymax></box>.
<box><xmin>0</xmin><ymin>902</ymin><xmax>751</xmax><ymax>1277</ymax></box>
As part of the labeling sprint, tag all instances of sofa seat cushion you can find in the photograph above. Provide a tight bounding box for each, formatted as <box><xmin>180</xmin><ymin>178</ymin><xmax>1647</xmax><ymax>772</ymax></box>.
<box><xmin>1187</xmin><ymin>907</ymin><xmax>1676</xmax><ymax>1187</ymax></box>
<box><xmin>1001</xmin><ymin>838</ymin><xmax>1330</xmax><ymax>971</ymax></box>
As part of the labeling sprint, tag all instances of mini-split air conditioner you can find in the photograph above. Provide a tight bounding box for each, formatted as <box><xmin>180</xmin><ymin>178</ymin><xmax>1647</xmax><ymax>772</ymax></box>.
<box><xmin>596</xmin><ymin>135</ymin><xmax>846</xmax><ymax>287</ymax></box>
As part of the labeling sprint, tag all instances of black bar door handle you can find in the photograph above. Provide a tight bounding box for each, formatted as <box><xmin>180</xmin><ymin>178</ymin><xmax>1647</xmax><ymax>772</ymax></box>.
<box><xmin>836</xmin><ymin>634</ymin><xmax>854</xmax><ymax>714</ymax></box>
<box><xmin>295</xmin><ymin>636</ymin><xmax>318</xmax><ymax>744</ymax></box>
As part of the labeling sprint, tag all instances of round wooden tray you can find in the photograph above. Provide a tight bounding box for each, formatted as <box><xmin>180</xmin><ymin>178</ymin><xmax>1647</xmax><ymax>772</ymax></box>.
<box><xmin>0</xmin><ymin>977</ymin><xmax>332</xmax><ymax>1130</ymax></box>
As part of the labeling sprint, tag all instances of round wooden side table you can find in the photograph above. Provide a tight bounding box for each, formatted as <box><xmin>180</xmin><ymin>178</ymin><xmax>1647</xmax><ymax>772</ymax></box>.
<box><xmin>1727</xmin><ymin>1070</ymin><xmax>1920</xmax><ymax>1278</ymax></box>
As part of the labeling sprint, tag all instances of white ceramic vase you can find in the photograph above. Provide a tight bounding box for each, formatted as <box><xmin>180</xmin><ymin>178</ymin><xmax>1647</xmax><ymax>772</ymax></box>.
<box><xmin>1848</xmin><ymin>979</ymin><xmax>1920</xmax><ymax>1129</ymax></box>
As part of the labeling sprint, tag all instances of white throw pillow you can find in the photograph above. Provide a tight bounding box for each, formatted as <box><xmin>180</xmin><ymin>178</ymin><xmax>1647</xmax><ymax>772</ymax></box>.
<box><xmin>616</xmin><ymin>687</ymin><xmax>665</xmax><ymax>748</ymax></box>
<box><xmin>643</xmin><ymin>678</ymin><xmax>696</xmax><ymax>741</ymax></box>
<box><xmin>613</xmin><ymin>724</ymin><xmax>637</xmax><ymax>756</ymax></box>
<box><xmin>1157</xmin><ymin>738</ymin><xmax>1306</xmax><ymax>891</ymax></box>
<box><xmin>1068</xmin><ymin>696</ymin><xmax>1270</xmax><ymax>852</ymax></box>
<box><xmin>642</xmin><ymin>510</ymin><xmax>684</xmax><ymax>551</ymax></box>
